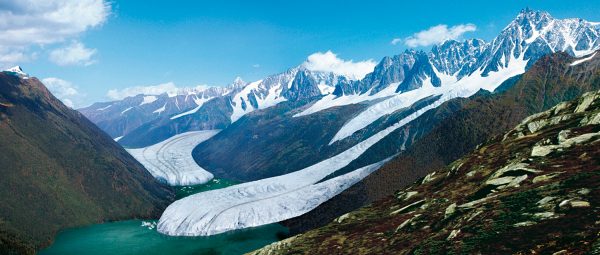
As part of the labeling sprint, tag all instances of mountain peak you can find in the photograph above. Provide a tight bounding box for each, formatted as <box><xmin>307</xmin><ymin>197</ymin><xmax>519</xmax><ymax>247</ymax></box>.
<box><xmin>231</xmin><ymin>76</ymin><xmax>246</xmax><ymax>88</ymax></box>
<box><xmin>515</xmin><ymin>8</ymin><xmax>551</xmax><ymax>20</ymax></box>
<box><xmin>509</xmin><ymin>8</ymin><xmax>553</xmax><ymax>32</ymax></box>
<box><xmin>3</xmin><ymin>65</ymin><xmax>28</xmax><ymax>77</ymax></box>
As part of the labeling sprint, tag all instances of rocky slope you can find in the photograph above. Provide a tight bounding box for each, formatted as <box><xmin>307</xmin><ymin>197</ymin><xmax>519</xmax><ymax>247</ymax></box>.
<box><xmin>284</xmin><ymin>50</ymin><xmax>600</xmax><ymax>235</ymax></box>
<box><xmin>0</xmin><ymin>71</ymin><xmax>174</xmax><ymax>254</ymax></box>
<box><xmin>250</xmin><ymin>89</ymin><xmax>600</xmax><ymax>255</ymax></box>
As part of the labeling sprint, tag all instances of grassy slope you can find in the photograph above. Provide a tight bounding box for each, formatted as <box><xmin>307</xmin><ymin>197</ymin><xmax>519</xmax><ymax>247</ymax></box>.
<box><xmin>0</xmin><ymin>74</ymin><xmax>174</xmax><ymax>254</ymax></box>
<box><xmin>251</xmin><ymin>88</ymin><xmax>600</xmax><ymax>255</ymax></box>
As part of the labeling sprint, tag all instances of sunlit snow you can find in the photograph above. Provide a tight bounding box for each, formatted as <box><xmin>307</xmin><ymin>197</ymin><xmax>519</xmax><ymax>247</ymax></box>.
<box><xmin>140</xmin><ymin>95</ymin><xmax>158</xmax><ymax>106</ymax></box>
<box><xmin>127</xmin><ymin>130</ymin><xmax>220</xmax><ymax>186</ymax></box>
<box><xmin>158</xmin><ymin>158</ymin><xmax>388</xmax><ymax>236</ymax></box>
<box><xmin>570</xmin><ymin>52</ymin><xmax>597</xmax><ymax>66</ymax></box>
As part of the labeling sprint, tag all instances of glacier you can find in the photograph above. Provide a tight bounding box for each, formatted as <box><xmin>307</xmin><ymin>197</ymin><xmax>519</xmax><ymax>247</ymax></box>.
<box><xmin>157</xmin><ymin>159</ymin><xmax>388</xmax><ymax>236</ymax></box>
<box><xmin>571</xmin><ymin>52</ymin><xmax>597</xmax><ymax>66</ymax></box>
<box><xmin>156</xmin><ymin>52</ymin><xmax>529</xmax><ymax>237</ymax></box>
<box><xmin>126</xmin><ymin>130</ymin><xmax>220</xmax><ymax>186</ymax></box>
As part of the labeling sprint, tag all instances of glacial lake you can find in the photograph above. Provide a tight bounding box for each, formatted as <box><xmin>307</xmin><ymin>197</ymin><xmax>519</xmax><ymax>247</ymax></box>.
<box><xmin>40</xmin><ymin>179</ymin><xmax>289</xmax><ymax>255</ymax></box>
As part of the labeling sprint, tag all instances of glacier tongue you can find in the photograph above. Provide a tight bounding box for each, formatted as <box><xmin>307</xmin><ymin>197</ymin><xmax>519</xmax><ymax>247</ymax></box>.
<box><xmin>157</xmin><ymin>98</ymin><xmax>436</xmax><ymax>236</ymax></box>
<box><xmin>157</xmin><ymin>159</ymin><xmax>388</xmax><ymax>236</ymax></box>
<box><xmin>126</xmin><ymin>130</ymin><xmax>219</xmax><ymax>186</ymax></box>
<box><xmin>570</xmin><ymin>52</ymin><xmax>597</xmax><ymax>66</ymax></box>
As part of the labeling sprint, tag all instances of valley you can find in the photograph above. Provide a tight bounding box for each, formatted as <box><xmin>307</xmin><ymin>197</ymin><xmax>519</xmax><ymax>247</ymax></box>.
<box><xmin>1</xmin><ymin>5</ymin><xmax>599</xmax><ymax>255</ymax></box>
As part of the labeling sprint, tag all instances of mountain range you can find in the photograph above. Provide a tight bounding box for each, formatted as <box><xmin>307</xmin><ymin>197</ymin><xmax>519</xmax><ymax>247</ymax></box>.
<box><xmin>81</xmin><ymin>9</ymin><xmax>600</xmax><ymax>150</ymax></box>
<box><xmin>73</xmin><ymin>9</ymin><xmax>600</xmax><ymax>237</ymax></box>
<box><xmin>3</xmin><ymin>8</ymin><xmax>596</xmax><ymax>254</ymax></box>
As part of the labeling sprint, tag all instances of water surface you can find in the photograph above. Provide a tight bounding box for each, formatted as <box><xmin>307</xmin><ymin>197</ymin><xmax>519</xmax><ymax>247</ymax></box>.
<box><xmin>40</xmin><ymin>179</ymin><xmax>288</xmax><ymax>255</ymax></box>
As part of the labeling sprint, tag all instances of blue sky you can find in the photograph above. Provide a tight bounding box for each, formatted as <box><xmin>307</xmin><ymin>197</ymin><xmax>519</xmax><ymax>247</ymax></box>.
<box><xmin>2</xmin><ymin>0</ymin><xmax>600</xmax><ymax>107</ymax></box>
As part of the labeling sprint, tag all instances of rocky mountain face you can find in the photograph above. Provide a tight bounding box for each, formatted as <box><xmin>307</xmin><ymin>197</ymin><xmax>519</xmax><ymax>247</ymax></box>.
<box><xmin>283</xmin><ymin>50</ymin><xmax>600</xmax><ymax>235</ymax></box>
<box><xmin>0</xmin><ymin>71</ymin><xmax>174</xmax><ymax>254</ymax></box>
<box><xmin>429</xmin><ymin>39</ymin><xmax>487</xmax><ymax>76</ymax></box>
<box><xmin>250</xmin><ymin>89</ymin><xmax>600</xmax><ymax>255</ymax></box>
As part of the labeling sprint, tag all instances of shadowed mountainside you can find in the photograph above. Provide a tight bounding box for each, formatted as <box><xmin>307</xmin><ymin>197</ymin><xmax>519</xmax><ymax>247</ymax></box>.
<box><xmin>0</xmin><ymin>73</ymin><xmax>174</xmax><ymax>254</ymax></box>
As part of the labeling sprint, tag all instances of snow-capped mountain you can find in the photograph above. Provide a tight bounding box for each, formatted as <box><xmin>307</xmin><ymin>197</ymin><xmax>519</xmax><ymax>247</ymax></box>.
<box><xmin>2</xmin><ymin>66</ymin><xmax>29</xmax><ymax>77</ymax></box>
<box><xmin>79</xmin><ymin>85</ymin><xmax>230</xmax><ymax>139</ymax></box>
<box><xmin>228</xmin><ymin>66</ymin><xmax>347</xmax><ymax>122</ymax></box>
<box><xmin>83</xmin><ymin>9</ymin><xmax>600</xmax><ymax>148</ymax></box>
<box><xmin>330</xmin><ymin>9</ymin><xmax>600</xmax><ymax>101</ymax></box>
<box><xmin>301</xmin><ymin>9</ymin><xmax>600</xmax><ymax>144</ymax></box>
<box><xmin>75</xmin><ymin>9</ymin><xmax>600</xmax><ymax>237</ymax></box>
<box><xmin>81</xmin><ymin>63</ymin><xmax>348</xmax><ymax>146</ymax></box>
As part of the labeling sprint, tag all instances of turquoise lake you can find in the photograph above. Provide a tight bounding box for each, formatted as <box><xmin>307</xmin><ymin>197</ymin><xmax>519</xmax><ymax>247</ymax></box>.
<box><xmin>39</xmin><ymin>179</ymin><xmax>289</xmax><ymax>255</ymax></box>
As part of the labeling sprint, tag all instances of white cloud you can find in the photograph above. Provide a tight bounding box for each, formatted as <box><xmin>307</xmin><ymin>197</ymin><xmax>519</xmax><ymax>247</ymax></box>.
<box><xmin>62</xmin><ymin>98</ymin><xmax>74</xmax><ymax>108</ymax></box>
<box><xmin>0</xmin><ymin>0</ymin><xmax>111</xmax><ymax>66</ymax></box>
<box><xmin>42</xmin><ymin>77</ymin><xmax>82</xmax><ymax>108</ymax></box>
<box><xmin>404</xmin><ymin>23</ymin><xmax>477</xmax><ymax>47</ymax></box>
<box><xmin>49</xmin><ymin>41</ymin><xmax>97</xmax><ymax>66</ymax></box>
<box><xmin>390</xmin><ymin>38</ymin><xmax>402</xmax><ymax>45</ymax></box>
<box><xmin>303</xmin><ymin>51</ymin><xmax>376</xmax><ymax>80</ymax></box>
<box><xmin>107</xmin><ymin>82</ymin><xmax>179</xmax><ymax>100</ymax></box>
<box><xmin>0</xmin><ymin>51</ymin><xmax>33</xmax><ymax>64</ymax></box>
<box><xmin>252</xmin><ymin>64</ymin><xmax>260</xmax><ymax>68</ymax></box>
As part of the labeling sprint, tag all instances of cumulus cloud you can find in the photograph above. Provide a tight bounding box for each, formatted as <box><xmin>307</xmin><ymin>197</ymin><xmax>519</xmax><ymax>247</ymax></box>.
<box><xmin>0</xmin><ymin>0</ymin><xmax>111</xmax><ymax>66</ymax></box>
<box><xmin>42</xmin><ymin>77</ymin><xmax>82</xmax><ymax>108</ymax></box>
<box><xmin>404</xmin><ymin>23</ymin><xmax>477</xmax><ymax>47</ymax></box>
<box><xmin>106</xmin><ymin>82</ymin><xmax>180</xmax><ymax>100</ymax></box>
<box><xmin>49</xmin><ymin>41</ymin><xmax>97</xmax><ymax>66</ymax></box>
<box><xmin>0</xmin><ymin>51</ymin><xmax>34</xmax><ymax>64</ymax></box>
<box><xmin>390</xmin><ymin>38</ymin><xmax>402</xmax><ymax>45</ymax></box>
<box><xmin>303</xmin><ymin>51</ymin><xmax>376</xmax><ymax>80</ymax></box>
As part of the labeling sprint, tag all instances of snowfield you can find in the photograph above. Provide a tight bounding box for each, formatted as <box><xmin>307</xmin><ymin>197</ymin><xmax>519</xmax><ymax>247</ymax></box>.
<box><xmin>570</xmin><ymin>52</ymin><xmax>597</xmax><ymax>66</ymax></box>
<box><xmin>127</xmin><ymin>130</ymin><xmax>220</xmax><ymax>186</ymax></box>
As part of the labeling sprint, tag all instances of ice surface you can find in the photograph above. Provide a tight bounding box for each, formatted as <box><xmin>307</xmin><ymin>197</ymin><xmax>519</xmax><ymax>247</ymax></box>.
<box><xmin>120</xmin><ymin>107</ymin><xmax>133</xmax><ymax>115</ymax></box>
<box><xmin>294</xmin><ymin>82</ymin><xmax>399</xmax><ymax>118</ymax></box>
<box><xmin>157</xmin><ymin>159</ymin><xmax>388</xmax><ymax>236</ymax></box>
<box><xmin>127</xmin><ymin>130</ymin><xmax>220</xmax><ymax>186</ymax></box>
<box><xmin>170</xmin><ymin>96</ymin><xmax>213</xmax><ymax>120</ymax></box>
<box><xmin>153</xmin><ymin>103</ymin><xmax>167</xmax><ymax>114</ymax></box>
<box><xmin>570</xmin><ymin>52</ymin><xmax>597</xmax><ymax>66</ymax></box>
